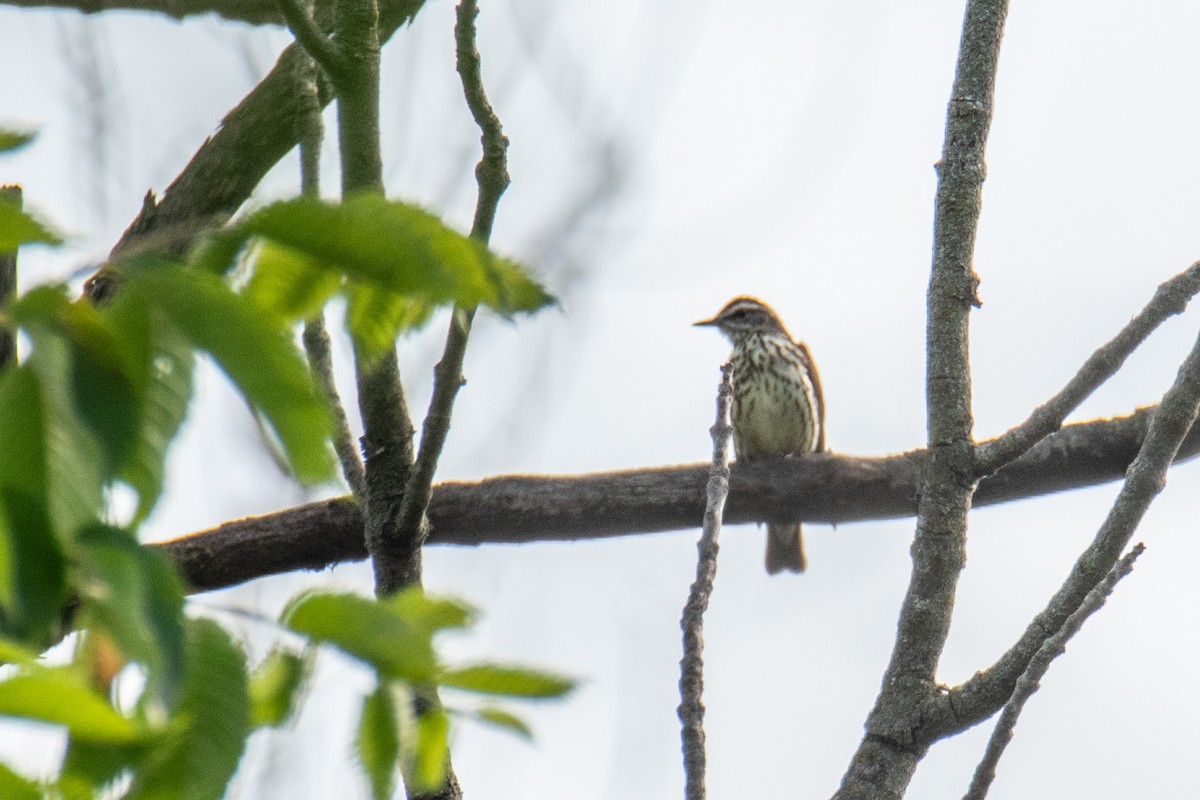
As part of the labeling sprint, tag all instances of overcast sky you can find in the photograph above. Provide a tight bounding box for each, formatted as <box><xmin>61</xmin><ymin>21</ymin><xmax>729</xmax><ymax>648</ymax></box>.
<box><xmin>2</xmin><ymin>1</ymin><xmax>1199</xmax><ymax>798</ymax></box>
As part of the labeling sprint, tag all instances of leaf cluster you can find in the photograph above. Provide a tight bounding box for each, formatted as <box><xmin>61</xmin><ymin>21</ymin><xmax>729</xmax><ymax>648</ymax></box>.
<box><xmin>0</xmin><ymin>131</ymin><xmax>560</xmax><ymax>798</ymax></box>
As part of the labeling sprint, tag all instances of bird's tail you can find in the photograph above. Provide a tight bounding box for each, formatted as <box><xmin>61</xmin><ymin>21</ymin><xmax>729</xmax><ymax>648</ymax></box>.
<box><xmin>765</xmin><ymin>522</ymin><xmax>806</xmax><ymax>575</ymax></box>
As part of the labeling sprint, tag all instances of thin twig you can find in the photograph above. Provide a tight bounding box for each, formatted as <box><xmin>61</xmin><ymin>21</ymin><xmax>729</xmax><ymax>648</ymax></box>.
<box><xmin>976</xmin><ymin>261</ymin><xmax>1200</xmax><ymax>476</ymax></box>
<box><xmin>389</xmin><ymin>0</ymin><xmax>509</xmax><ymax>567</ymax></box>
<box><xmin>304</xmin><ymin>317</ymin><xmax>366</xmax><ymax>498</ymax></box>
<box><xmin>962</xmin><ymin>544</ymin><xmax>1145</xmax><ymax>800</ymax></box>
<box><xmin>941</xmin><ymin>317</ymin><xmax>1200</xmax><ymax>739</ymax></box>
<box><xmin>678</xmin><ymin>363</ymin><xmax>733</xmax><ymax>800</ymax></box>
<box><xmin>276</xmin><ymin>0</ymin><xmax>350</xmax><ymax>80</ymax></box>
<box><xmin>0</xmin><ymin>185</ymin><xmax>21</xmax><ymax>370</ymax></box>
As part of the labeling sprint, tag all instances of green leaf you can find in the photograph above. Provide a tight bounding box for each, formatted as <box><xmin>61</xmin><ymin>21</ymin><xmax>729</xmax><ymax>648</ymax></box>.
<box><xmin>0</xmin><ymin>367</ymin><xmax>67</xmax><ymax>642</ymax></box>
<box><xmin>0</xmin><ymin>130</ymin><xmax>35</xmax><ymax>154</ymax></box>
<box><xmin>0</xmin><ymin>761</ymin><xmax>43</xmax><ymax>800</ymax></box>
<box><xmin>0</xmin><ymin>202</ymin><xmax>61</xmax><ymax>251</ymax></box>
<box><xmin>343</xmin><ymin>281</ymin><xmax>437</xmax><ymax>362</ymax></box>
<box><xmin>0</xmin><ymin>637</ymin><xmax>46</xmax><ymax>667</ymax></box>
<box><xmin>113</xmin><ymin>317</ymin><xmax>193</xmax><ymax>523</ymax></box>
<box><xmin>75</xmin><ymin>524</ymin><xmax>186</xmax><ymax>712</ymax></box>
<box><xmin>241</xmin><ymin>239</ymin><xmax>342</xmax><ymax>322</ymax></box>
<box><xmin>439</xmin><ymin>664</ymin><xmax>575</xmax><ymax>699</ymax></box>
<box><xmin>249</xmin><ymin>648</ymin><xmax>309</xmax><ymax>728</ymax></box>
<box><xmin>356</xmin><ymin>681</ymin><xmax>400</xmax><ymax>800</ymax></box>
<box><xmin>19</xmin><ymin>330</ymin><xmax>107</xmax><ymax>541</ymax></box>
<box><xmin>123</xmin><ymin>262</ymin><xmax>334</xmax><ymax>484</ymax></box>
<box><xmin>125</xmin><ymin>618</ymin><xmax>250</xmax><ymax>800</ymax></box>
<box><xmin>229</xmin><ymin>193</ymin><xmax>552</xmax><ymax>309</ymax></box>
<box><xmin>11</xmin><ymin>285</ymin><xmax>196</xmax><ymax>522</ymax></box>
<box><xmin>407</xmin><ymin>708</ymin><xmax>449</xmax><ymax>794</ymax></box>
<box><xmin>469</xmin><ymin>706</ymin><xmax>533</xmax><ymax>740</ymax></box>
<box><xmin>0</xmin><ymin>670</ymin><xmax>142</xmax><ymax>743</ymax></box>
<box><xmin>386</xmin><ymin>588</ymin><xmax>474</xmax><ymax>634</ymax></box>
<box><xmin>282</xmin><ymin>591</ymin><xmax>438</xmax><ymax>682</ymax></box>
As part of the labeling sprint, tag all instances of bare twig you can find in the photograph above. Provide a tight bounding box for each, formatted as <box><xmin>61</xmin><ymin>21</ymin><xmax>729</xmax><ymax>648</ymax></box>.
<box><xmin>153</xmin><ymin>407</ymin><xmax>1200</xmax><ymax>594</ymax></box>
<box><xmin>276</xmin><ymin>0</ymin><xmax>350</xmax><ymax>80</ymax></box>
<box><xmin>941</xmin><ymin>319</ymin><xmax>1200</xmax><ymax>739</ymax></box>
<box><xmin>304</xmin><ymin>311</ymin><xmax>366</xmax><ymax>499</ymax></box>
<box><xmin>962</xmin><ymin>544</ymin><xmax>1145</xmax><ymax>800</ymax></box>
<box><xmin>386</xmin><ymin>0</ymin><xmax>510</xmax><ymax>588</ymax></box>
<box><xmin>678</xmin><ymin>363</ymin><xmax>733</xmax><ymax>800</ymax></box>
<box><xmin>835</xmin><ymin>2</ymin><xmax>1009</xmax><ymax>797</ymax></box>
<box><xmin>976</xmin><ymin>261</ymin><xmax>1200</xmax><ymax>475</ymax></box>
<box><xmin>0</xmin><ymin>185</ymin><xmax>21</xmax><ymax>370</ymax></box>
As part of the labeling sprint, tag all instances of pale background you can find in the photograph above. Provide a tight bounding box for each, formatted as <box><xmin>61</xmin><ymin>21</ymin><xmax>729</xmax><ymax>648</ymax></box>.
<box><xmin>1</xmin><ymin>1</ymin><xmax>1198</xmax><ymax>797</ymax></box>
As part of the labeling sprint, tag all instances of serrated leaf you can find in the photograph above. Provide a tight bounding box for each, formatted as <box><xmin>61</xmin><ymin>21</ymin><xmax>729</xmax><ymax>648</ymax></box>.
<box><xmin>125</xmin><ymin>618</ymin><xmax>250</xmax><ymax>800</ymax></box>
<box><xmin>0</xmin><ymin>761</ymin><xmax>42</xmax><ymax>800</ymax></box>
<box><xmin>439</xmin><ymin>664</ymin><xmax>574</xmax><ymax>699</ymax></box>
<box><xmin>470</xmin><ymin>706</ymin><xmax>533</xmax><ymax>740</ymax></box>
<box><xmin>356</xmin><ymin>681</ymin><xmax>400</xmax><ymax>800</ymax></box>
<box><xmin>249</xmin><ymin>648</ymin><xmax>308</xmax><ymax>728</ymax></box>
<box><xmin>0</xmin><ymin>130</ymin><xmax>35</xmax><ymax>155</ymax></box>
<box><xmin>0</xmin><ymin>670</ymin><xmax>142</xmax><ymax>743</ymax></box>
<box><xmin>115</xmin><ymin>322</ymin><xmax>193</xmax><ymax>523</ymax></box>
<box><xmin>20</xmin><ymin>330</ymin><xmax>107</xmax><ymax>540</ymax></box>
<box><xmin>282</xmin><ymin>591</ymin><xmax>438</xmax><ymax>681</ymax></box>
<box><xmin>0</xmin><ymin>202</ymin><xmax>61</xmax><ymax>251</ymax></box>
<box><xmin>11</xmin><ymin>284</ymin><xmax>195</xmax><ymax>522</ymax></box>
<box><xmin>123</xmin><ymin>262</ymin><xmax>334</xmax><ymax>485</ymax></box>
<box><xmin>75</xmin><ymin>524</ymin><xmax>186</xmax><ymax>712</ymax></box>
<box><xmin>240</xmin><ymin>194</ymin><xmax>553</xmax><ymax>311</ymax></box>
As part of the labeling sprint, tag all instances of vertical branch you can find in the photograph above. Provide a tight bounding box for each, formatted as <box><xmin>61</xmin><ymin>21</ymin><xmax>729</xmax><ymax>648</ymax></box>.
<box><xmin>0</xmin><ymin>185</ymin><xmax>20</xmax><ymax>370</ymax></box>
<box><xmin>294</xmin><ymin>0</ymin><xmax>423</xmax><ymax>595</ymax></box>
<box><xmin>678</xmin><ymin>363</ymin><xmax>733</xmax><ymax>800</ymax></box>
<box><xmin>382</xmin><ymin>0</ymin><xmax>511</xmax><ymax>596</ymax></box>
<box><xmin>291</xmin><ymin>21</ymin><xmax>367</xmax><ymax>499</ymax></box>
<box><xmin>835</xmin><ymin>2</ymin><xmax>1009</xmax><ymax>798</ymax></box>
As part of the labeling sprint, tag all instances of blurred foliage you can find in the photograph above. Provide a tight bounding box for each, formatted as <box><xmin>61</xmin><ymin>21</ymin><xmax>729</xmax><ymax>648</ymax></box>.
<box><xmin>191</xmin><ymin>194</ymin><xmax>555</xmax><ymax>362</ymax></box>
<box><xmin>0</xmin><ymin>164</ymin><xmax>564</xmax><ymax>798</ymax></box>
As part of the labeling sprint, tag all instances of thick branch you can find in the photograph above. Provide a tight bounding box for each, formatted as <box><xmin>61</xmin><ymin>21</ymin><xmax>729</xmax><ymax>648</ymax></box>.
<box><xmin>836</xmin><ymin>3</ymin><xmax>1008</xmax><ymax>798</ymax></box>
<box><xmin>82</xmin><ymin>0</ymin><xmax>425</xmax><ymax>301</ymax></box>
<box><xmin>154</xmin><ymin>408</ymin><xmax>1199</xmax><ymax>594</ymax></box>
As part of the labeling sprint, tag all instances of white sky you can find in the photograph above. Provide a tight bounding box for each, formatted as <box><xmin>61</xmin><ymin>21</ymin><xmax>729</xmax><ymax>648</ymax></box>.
<box><xmin>1</xmin><ymin>1</ymin><xmax>1199</xmax><ymax>798</ymax></box>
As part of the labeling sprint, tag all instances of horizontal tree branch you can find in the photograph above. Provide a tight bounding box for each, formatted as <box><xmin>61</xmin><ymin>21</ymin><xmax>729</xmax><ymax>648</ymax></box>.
<box><xmin>156</xmin><ymin>406</ymin><xmax>1199</xmax><ymax>593</ymax></box>
<box><xmin>1</xmin><ymin>0</ymin><xmax>325</xmax><ymax>26</ymax></box>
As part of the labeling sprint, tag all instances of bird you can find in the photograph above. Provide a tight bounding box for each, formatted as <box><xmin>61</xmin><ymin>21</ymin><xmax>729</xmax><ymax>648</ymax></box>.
<box><xmin>694</xmin><ymin>296</ymin><xmax>825</xmax><ymax>574</ymax></box>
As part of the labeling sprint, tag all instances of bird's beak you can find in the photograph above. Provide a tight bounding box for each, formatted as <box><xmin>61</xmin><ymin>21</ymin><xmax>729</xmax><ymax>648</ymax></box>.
<box><xmin>693</xmin><ymin>315</ymin><xmax>719</xmax><ymax>327</ymax></box>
